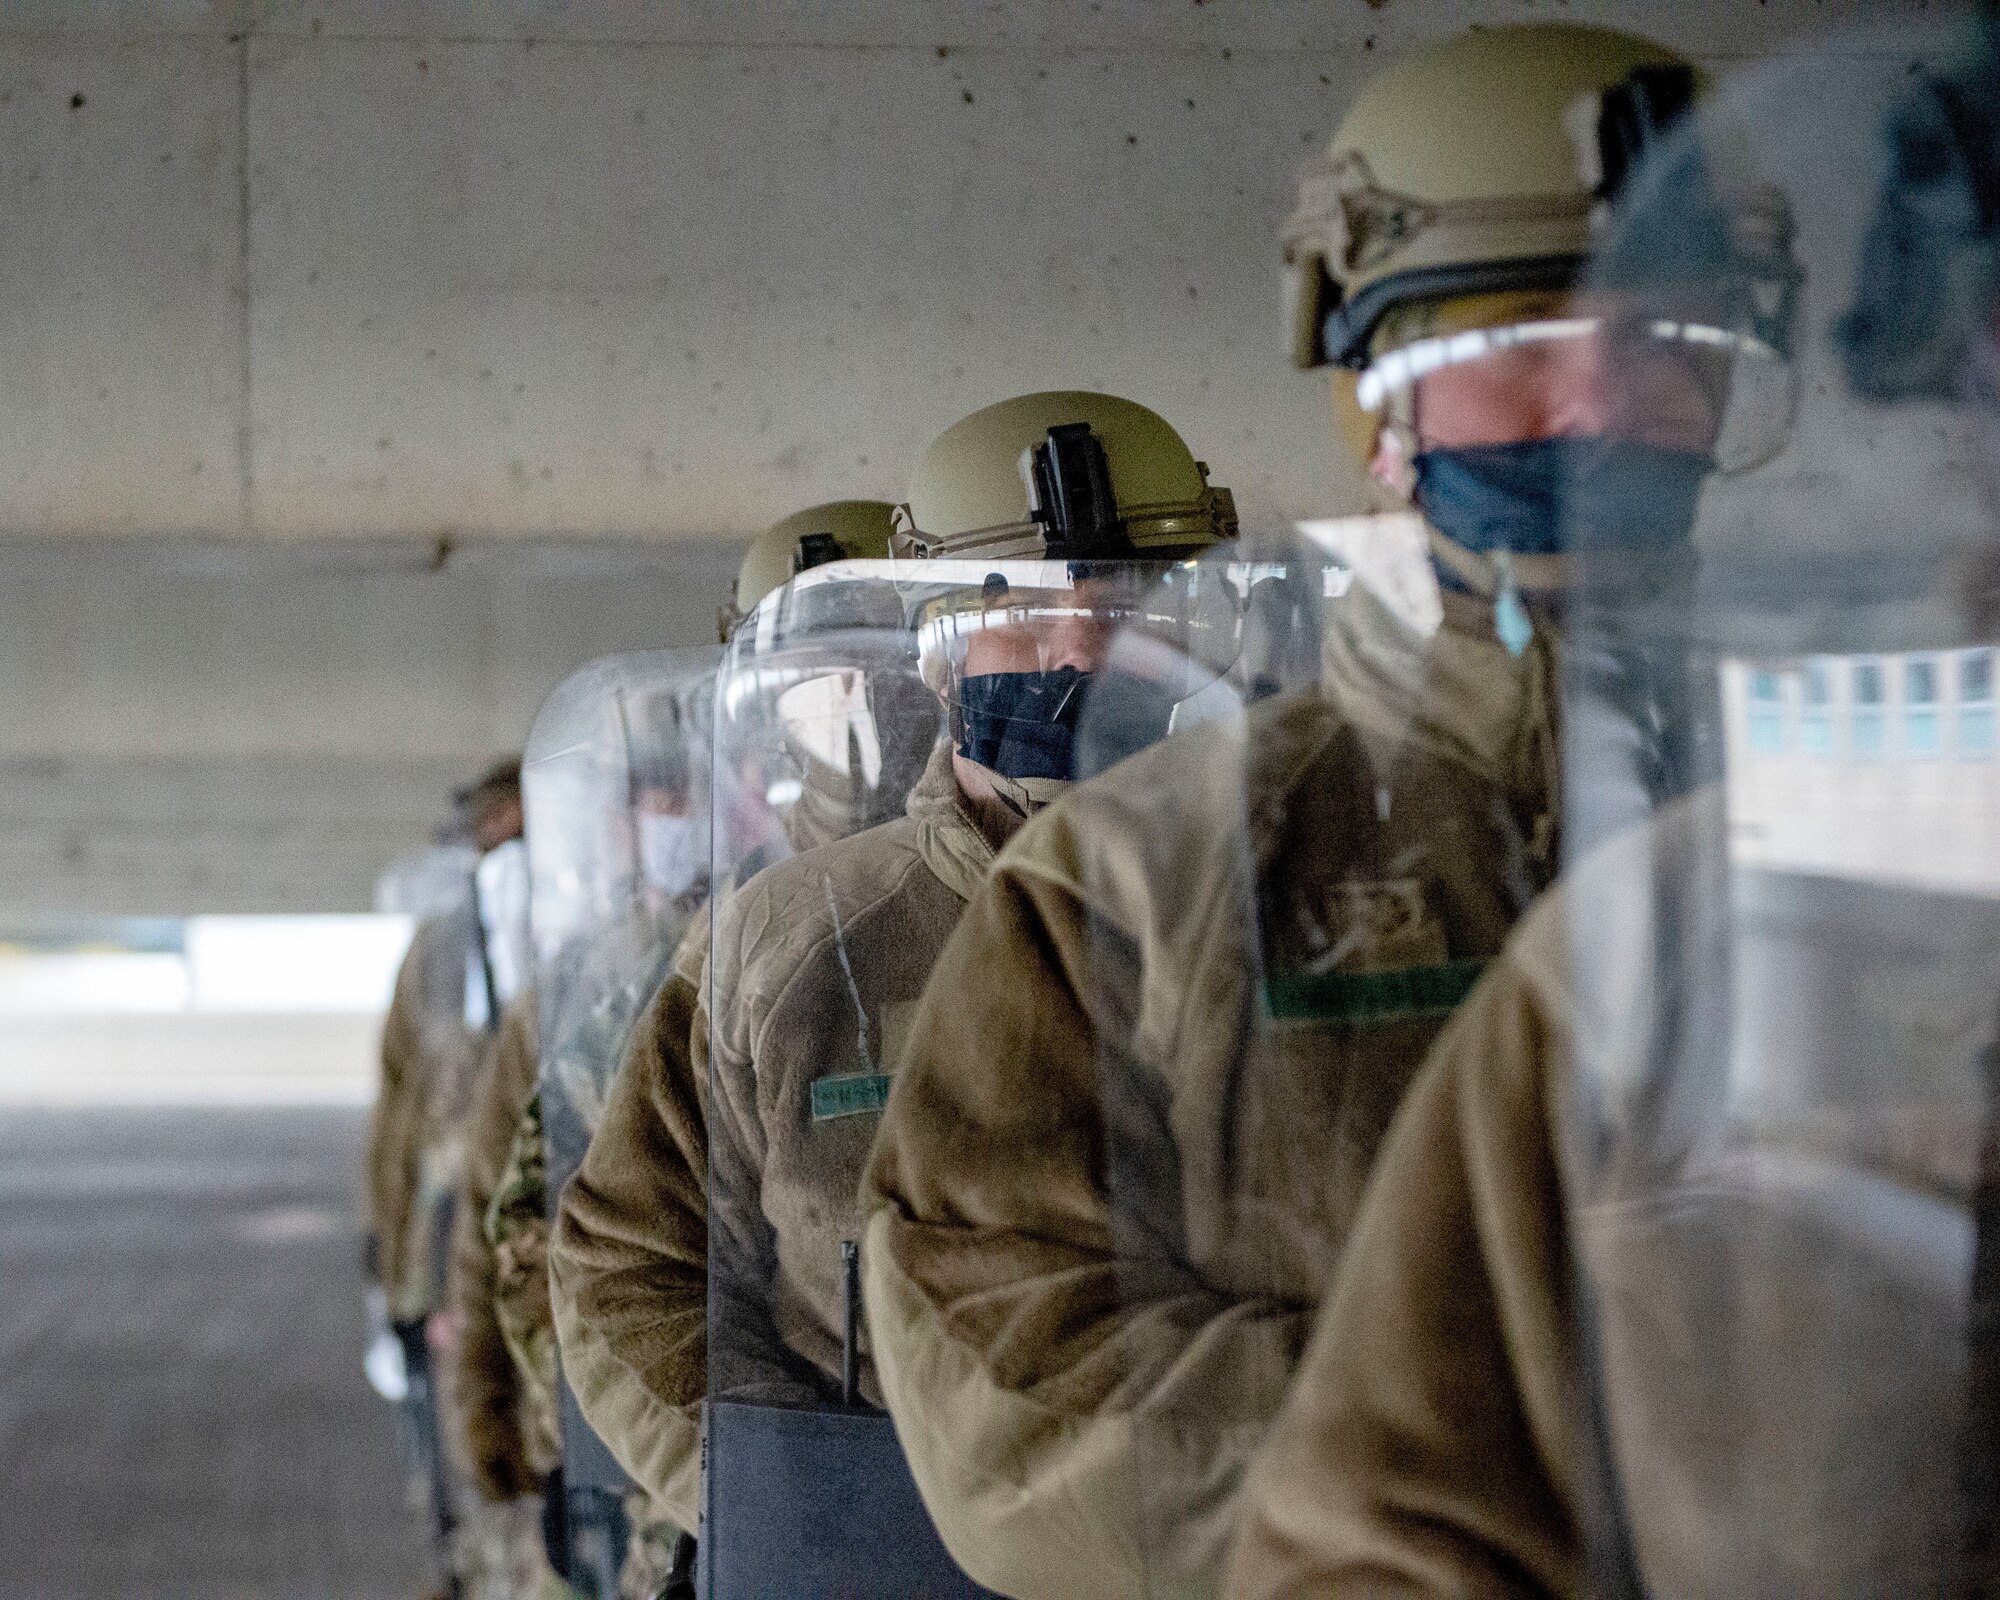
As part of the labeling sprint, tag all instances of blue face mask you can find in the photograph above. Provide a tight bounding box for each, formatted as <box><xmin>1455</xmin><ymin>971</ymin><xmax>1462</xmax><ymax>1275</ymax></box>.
<box><xmin>1412</xmin><ymin>438</ymin><xmax>1712</xmax><ymax>563</ymax></box>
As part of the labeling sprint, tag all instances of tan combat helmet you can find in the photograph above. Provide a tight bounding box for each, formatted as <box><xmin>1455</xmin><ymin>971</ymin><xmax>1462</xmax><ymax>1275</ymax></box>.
<box><xmin>1284</xmin><ymin>23</ymin><xmax>1695</xmax><ymax>378</ymax></box>
<box><xmin>720</xmin><ymin>500</ymin><xmax>897</xmax><ymax>641</ymax></box>
<box><xmin>891</xmin><ymin>390</ymin><xmax>1237</xmax><ymax>563</ymax></box>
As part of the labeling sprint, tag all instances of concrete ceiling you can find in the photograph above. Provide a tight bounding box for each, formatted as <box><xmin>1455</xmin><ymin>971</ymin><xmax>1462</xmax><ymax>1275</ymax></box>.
<box><xmin>0</xmin><ymin>0</ymin><xmax>1932</xmax><ymax>545</ymax></box>
<box><xmin>0</xmin><ymin>0</ymin><xmax>1960</xmax><ymax>917</ymax></box>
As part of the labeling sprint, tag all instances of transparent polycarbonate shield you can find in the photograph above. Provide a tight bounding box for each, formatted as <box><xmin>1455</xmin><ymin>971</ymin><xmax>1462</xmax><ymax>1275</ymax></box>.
<box><xmin>373</xmin><ymin>842</ymin><xmax>485</xmax><ymax>1138</ymax></box>
<box><xmin>526</xmin><ymin>648</ymin><xmax>718</xmax><ymax>1191</ymax></box>
<box><xmin>704</xmin><ymin>561</ymin><xmax>941</xmax><ymax>1424</ymax></box>
<box><xmin>701</xmin><ymin>555</ymin><xmax>1234</xmax><ymax>1594</ymax></box>
<box><xmin>1551</xmin><ymin>31</ymin><xmax>2000</xmax><ymax>1594</ymax></box>
<box><xmin>466</xmin><ymin>836</ymin><xmax>533</xmax><ymax>1032</ymax></box>
<box><xmin>520</xmin><ymin>645</ymin><xmax>718</xmax><ymax>1590</ymax></box>
<box><xmin>1340</xmin><ymin>108</ymin><xmax>1798</xmax><ymax>627</ymax></box>
<box><xmin>1060</xmin><ymin>524</ymin><xmax>1567</xmax><ymax>1592</ymax></box>
<box><xmin>374</xmin><ymin>843</ymin><xmax>478</xmax><ymax>920</ymax></box>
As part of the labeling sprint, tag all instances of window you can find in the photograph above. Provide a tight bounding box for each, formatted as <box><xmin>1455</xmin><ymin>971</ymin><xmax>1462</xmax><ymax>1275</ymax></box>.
<box><xmin>1800</xmin><ymin>660</ymin><xmax>1834</xmax><ymax>758</ymax></box>
<box><xmin>1962</xmin><ymin>649</ymin><xmax>1995</xmax><ymax>757</ymax></box>
<box><xmin>1852</xmin><ymin>659</ymin><xmax>1886</xmax><ymax>759</ymax></box>
<box><xmin>1748</xmin><ymin>667</ymin><xmax>1784</xmax><ymax>755</ymax></box>
<box><xmin>1905</xmin><ymin>657</ymin><xmax>1941</xmax><ymax>757</ymax></box>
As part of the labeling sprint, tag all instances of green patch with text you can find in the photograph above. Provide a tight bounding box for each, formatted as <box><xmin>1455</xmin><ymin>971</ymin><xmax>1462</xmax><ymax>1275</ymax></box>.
<box><xmin>811</xmin><ymin>1071</ymin><xmax>893</xmax><ymax>1122</ymax></box>
<box><xmin>1265</xmin><ymin>958</ymin><xmax>1486</xmax><ymax>1026</ymax></box>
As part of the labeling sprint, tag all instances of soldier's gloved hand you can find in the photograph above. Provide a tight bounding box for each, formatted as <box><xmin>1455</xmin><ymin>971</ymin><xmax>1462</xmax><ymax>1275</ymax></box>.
<box><xmin>362</xmin><ymin>1287</ymin><xmax>409</xmax><ymax>1401</ymax></box>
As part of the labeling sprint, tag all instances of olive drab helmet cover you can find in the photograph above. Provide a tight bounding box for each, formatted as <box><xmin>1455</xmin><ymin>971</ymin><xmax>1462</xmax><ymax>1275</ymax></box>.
<box><xmin>890</xmin><ymin>390</ymin><xmax>1237</xmax><ymax>563</ymax></box>
<box><xmin>720</xmin><ymin>500</ymin><xmax>898</xmax><ymax>642</ymax></box>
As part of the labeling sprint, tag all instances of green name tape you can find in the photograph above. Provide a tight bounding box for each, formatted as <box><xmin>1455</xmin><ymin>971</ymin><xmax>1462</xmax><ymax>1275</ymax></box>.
<box><xmin>811</xmin><ymin>1072</ymin><xmax>893</xmax><ymax>1122</ymax></box>
<box><xmin>1265</xmin><ymin>958</ymin><xmax>1486</xmax><ymax>1026</ymax></box>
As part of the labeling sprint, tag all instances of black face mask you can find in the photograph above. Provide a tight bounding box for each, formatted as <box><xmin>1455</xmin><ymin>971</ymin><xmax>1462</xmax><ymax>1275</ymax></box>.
<box><xmin>955</xmin><ymin>668</ymin><xmax>1092</xmax><ymax>781</ymax></box>
<box><xmin>1412</xmin><ymin>438</ymin><xmax>1713</xmax><ymax>568</ymax></box>
<box><xmin>957</xmin><ymin>667</ymin><xmax>1184</xmax><ymax>784</ymax></box>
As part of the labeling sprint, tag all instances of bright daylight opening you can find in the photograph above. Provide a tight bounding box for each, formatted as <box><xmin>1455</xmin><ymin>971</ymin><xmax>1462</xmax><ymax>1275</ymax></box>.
<box><xmin>0</xmin><ymin>916</ymin><xmax>416</xmax><ymax>1106</ymax></box>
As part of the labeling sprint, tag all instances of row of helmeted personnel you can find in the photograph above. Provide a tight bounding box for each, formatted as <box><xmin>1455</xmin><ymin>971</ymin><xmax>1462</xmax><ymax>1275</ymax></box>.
<box><xmin>364</xmin><ymin>16</ymin><xmax>2000</xmax><ymax>1599</ymax></box>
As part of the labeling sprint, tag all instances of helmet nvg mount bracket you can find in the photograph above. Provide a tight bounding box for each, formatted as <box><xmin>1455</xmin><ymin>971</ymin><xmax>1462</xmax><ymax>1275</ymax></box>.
<box><xmin>1026</xmin><ymin>422</ymin><xmax>1133</xmax><ymax>562</ymax></box>
<box><xmin>892</xmin><ymin>389</ymin><xmax>1237</xmax><ymax>564</ymax></box>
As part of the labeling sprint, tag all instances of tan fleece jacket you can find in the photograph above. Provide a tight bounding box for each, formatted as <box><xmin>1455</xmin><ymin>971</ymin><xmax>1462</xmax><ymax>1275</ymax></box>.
<box><xmin>447</xmin><ymin>989</ymin><xmax>544</xmax><ymax>1502</ymax></box>
<box><xmin>366</xmin><ymin>906</ymin><xmax>487</xmax><ymax>1322</ymax></box>
<box><xmin>859</xmin><ymin>589</ymin><xmax>1560</xmax><ymax>1600</ymax></box>
<box><xmin>550</xmin><ymin>741</ymin><xmax>993</xmax><ymax>1532</ymax></box>
<box><xmin>1228</xmin><ymin>791</ymin><xmax>1999</xmax><ymax>1598</ymax></box>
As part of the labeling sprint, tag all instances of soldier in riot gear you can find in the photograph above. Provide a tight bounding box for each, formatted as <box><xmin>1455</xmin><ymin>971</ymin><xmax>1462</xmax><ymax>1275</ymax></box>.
<box><xmin>856</xmin><ymin>23</ymin><xmax>1780</xmax><ymax>1599</ymax></box>
<box><xmin>445</xmin><ymin>990</ymin><xmax>564</xmax><ymax>1600</ymax></box>
<box><xmin>445</xmin><ymin>651</ymin><xmax>719</xmax><ymax>1600</ymax></box>
<box><xmin>546</xmin><ymin>502</ymin><xmax>898</xmax><ymax>1586</ymax></box>
<box><xmin>365</xmin><ymin>760</ymin><xmax>525</xmax><ymax>1599</ymax></box>
<box><xmin>368</xmin><ymin>764</ymin><xmax>524</xmax><ymax>1336</ymax></box>
<box><xmin>1228</xmin><ymin>18</ymin><xmax>2000</xmax><ymax>1598</ymax></box>
<box><xmin>552</xmin><ymin>410</ymin><xmax>1235</xmax><ymax>1593</ymax></box>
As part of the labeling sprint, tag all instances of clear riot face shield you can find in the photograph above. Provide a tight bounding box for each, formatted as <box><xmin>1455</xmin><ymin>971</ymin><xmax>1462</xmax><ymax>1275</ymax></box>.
<box><xmin>1059</xmin><ymin>508</ymin><xmax>1578</xmax><ymax>1589</ymax></box>
<box><xmin>1549</xmin><ymin>29</ymin><xmax>2000</xmax><ymax>1594</ymax></box>
<box><xmin>1342</xmin><ymin>132</ymin><xmax>1797</xmax><ymax>633</ymax></box>
<box><xmin>521</xmin><ymin>646</ymin><xmax>718</xmax><ymax>1593</ymax></box>
<box><xmin>374</xmin><ymin>843</ymin><xmax>480</xmax><ymax>921</ymax></box>
<box><xmin>373</xmin><ymin>843</ymin><xmax>484</xmax><ymax>1114</ymax></box>
<box><xmin>700</xmin><ymin>556</ymin><xmax>1231</xmax><ymax>1596</ymax></box>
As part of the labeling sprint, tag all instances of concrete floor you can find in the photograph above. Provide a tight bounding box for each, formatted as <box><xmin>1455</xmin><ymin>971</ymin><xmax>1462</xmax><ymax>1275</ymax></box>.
<box><xmin>0</xmin><ymin>1106</ymin><xmax>436</xmax><ymax>1599</ymax></box>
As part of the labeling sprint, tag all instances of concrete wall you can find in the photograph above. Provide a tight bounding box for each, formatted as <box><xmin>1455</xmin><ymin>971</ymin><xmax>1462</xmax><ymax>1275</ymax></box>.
<box><xmin>0</xmin><ymin>1010</ymin><xmax>384</xmax><ymax>1102</ymax></box>
<box><xmin>0</xmin><ymin>0</ymin><xmax>1955</xmax><ymax>918</ymax></box>
<box><xmin>0</xmin><ymin>534</ymin><xmax>738</xmax><ymax>916</ymax></box>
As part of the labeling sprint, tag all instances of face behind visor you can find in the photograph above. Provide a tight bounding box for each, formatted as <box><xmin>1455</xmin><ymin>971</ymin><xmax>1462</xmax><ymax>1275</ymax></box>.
<box><xmin>912</xmin><ymin>558</ymin><xmax>1242</xmax><ymax>818</ymax></box>
<box><xmin>1283</xmin><ymin>24</ymin><xmax>1802</xmax><ymax>652</ymax></box>
<box><xmin>891</xmin><ymin>391</ymin><xmax>1241</xmax><ymax>819</ymax></box>
<box><xmin>635</xmin><ymin>808</ymin><xmax>704</xmax><ymax>901</ymax></box>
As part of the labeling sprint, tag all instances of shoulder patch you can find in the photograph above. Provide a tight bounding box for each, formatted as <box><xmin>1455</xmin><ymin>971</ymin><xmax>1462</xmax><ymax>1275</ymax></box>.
<box><xmin>1265</xmin><ymin>958</ymin><xmax>1485</xmax><ymax>1026</ymax></box>
<box><xmin>810</xmin><ymin>1071</ymin><xmax>893</xmax><ymax>1122</ymax></box>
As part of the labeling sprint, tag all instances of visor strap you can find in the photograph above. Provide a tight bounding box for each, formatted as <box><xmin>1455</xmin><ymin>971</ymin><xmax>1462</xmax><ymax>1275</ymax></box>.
<box><xmin>1361</xmin><ymin>317</ymin><xmax>1784</xmax><ymax>413</ymax></box>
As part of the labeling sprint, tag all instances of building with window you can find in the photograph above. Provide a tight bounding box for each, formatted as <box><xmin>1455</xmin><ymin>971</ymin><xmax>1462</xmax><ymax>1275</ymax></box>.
<box><xmin>1725</xmin><ymin>650</ymin><xmax>2000</xmax><ymax>895</ymax></box>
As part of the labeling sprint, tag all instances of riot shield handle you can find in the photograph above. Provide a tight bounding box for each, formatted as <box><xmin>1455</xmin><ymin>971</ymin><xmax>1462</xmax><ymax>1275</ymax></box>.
<box><xmin>840</xmin><ymin>1238</ymin><xmax>861</xmax><ymax>1408</ymax></box>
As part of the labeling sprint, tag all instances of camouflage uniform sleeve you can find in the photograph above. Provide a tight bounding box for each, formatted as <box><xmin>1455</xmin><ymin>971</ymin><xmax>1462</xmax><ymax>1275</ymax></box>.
<box><xmin>1225</xmin><ymin>944</ymin><xmax>1584</xmax><ymax>1600</ymax></box>
<box><xmin>447</xmin><ymin>991</ymin><xmax>541</xmax><ymax>1503</ymax></box>
<box><xmin>364</xmin><ymin>927</ymin><xmax>430</xmax><ymax>1298</ymax></box>
<box><xmin>549</xmin><ymin>909</ymin><xmax>710</xmax><ymax>1534</ymax></box>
